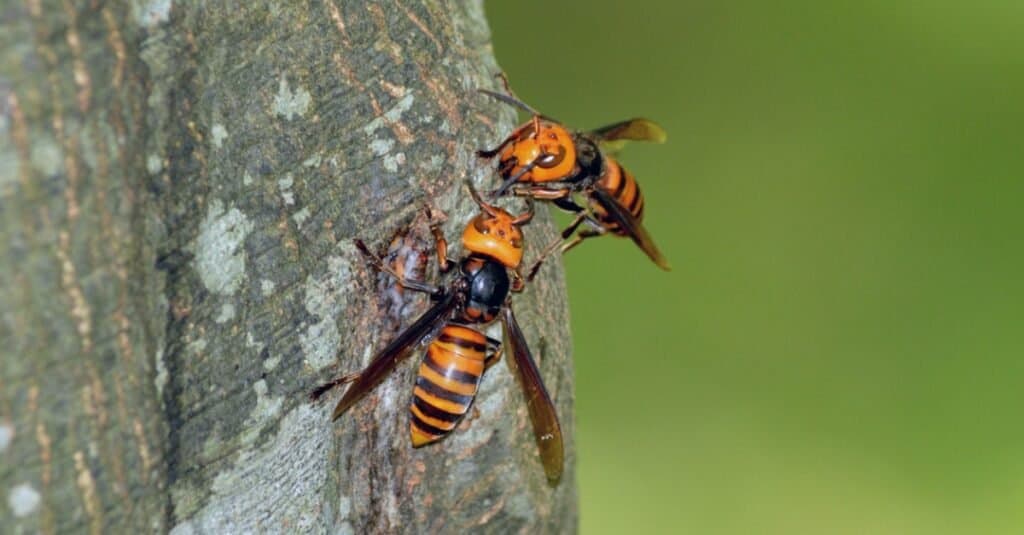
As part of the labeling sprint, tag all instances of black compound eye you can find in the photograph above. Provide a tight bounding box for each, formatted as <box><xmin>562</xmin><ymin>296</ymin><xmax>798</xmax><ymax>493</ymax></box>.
<box><xmin>537</xmin><ymin>145</ymin><xmax>567</xmax><ymax>169</ymax></box>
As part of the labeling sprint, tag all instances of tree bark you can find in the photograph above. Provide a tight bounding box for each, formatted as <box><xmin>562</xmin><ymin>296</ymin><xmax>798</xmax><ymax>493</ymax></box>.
<box><xmin>0</xmin><ymin>1</ymin><xmax>576</xmax><ymax>533</ymax></box>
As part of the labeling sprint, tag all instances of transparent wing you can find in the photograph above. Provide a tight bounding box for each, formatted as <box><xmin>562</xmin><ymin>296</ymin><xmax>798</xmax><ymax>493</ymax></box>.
<box><xmin>590</xmin><ymin>118</ymin><xmax>667</xmax><ymax>143</ymax></box>
<box><xmin>331</xmin><ymin>293</ymin><xmax>457</xmax><ymax>420</ymax></box>
<box><xmin>591</xmin><ymin>187</ymin><xmax>671</xmax><ymax>271</ymax></box>
<box><xmin>503</xmin><ymin>305</ymin><xmax>564</xmax><ymax>483</ymax></box>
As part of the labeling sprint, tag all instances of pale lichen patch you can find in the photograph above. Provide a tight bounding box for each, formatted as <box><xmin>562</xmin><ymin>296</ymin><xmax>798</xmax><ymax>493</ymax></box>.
<box><xmin>362</xmin><ymin>93</ymin><xmax>415</xmax><ymax>135</ymax></box>
<box><xmin>154</xmin><ymin>348</ymin><xmax>168</xmax><ymax>397</ymax></box>
<box><xmin>299</xmin><ymin>254</ymin><xmax>353</xmax><ymax>371</ymax></box>
<box><xmin>146</xmin><ymin>153</ymin><xmax>163</xmax><ymax>174</ymax></box>
<box><xmin>338</xmin><ymin>495</ymin><xmax>351</xmax><ymax>519</ymax></box>
<box><xmin>245</xmin><ymin>380</ymin><xmax>283</xmax><ymax>431</ymax></box>
<box><xmin>7</xmin><ymin>483</ymin><xmax>40</xmax><ymax>517</ymax></box>
<box><xmin>29</xmin><ymin>134</ymin><xmax>61</xmax><ymax>177</ymax></box>
<box><xmin>194</xmin><ymin>200</ymin><xmax>254</xmax><ymax>295</ymax></box>
<box><xmin>369</xmin><ymin>138</ymin><xmax>394</xmax><ymax>157</ymax></box>
<box><xmin>242</xmin><ymin>171</ymin><xmax>254</xmax><ymax>186</ymax></box>
<box><xmin>384</xmin><ymin>95</ymin><xmax>415</xmax><ymax>124</ymax></box>
<box><xmin>277</xmin><ymin>174</ymin><xmax>295</xmax><ymax>205</ymax></box>
<box><xmin>188</xmin><ymin>338</ymin><xmax>207</xmax><ymax>354</ymax></box>
<box><xmin>272</xmin><ymin>76</ymin><xmax>312</xmax><ymax>121</ymax></box>
<box><xmin>260</xmin><ymin>279</ymin><xmax>276</xmax><ymax>296</ymax></box>
<box><xmin>302</xmin><ymin>154</ymin><xmax>322</xmax><ymax>167</ymax></box>
<box><xmin>292</xmin><ymin>206</ymin><xmax>311</xmax><ymax>228</ymax></box>
<box><xmin>0</xmin><ymin>423</ymin><xmax>12</xmax><ymax>452</ymax></box>
<box><xmin>245</xmin><ymin>331</ymin><xmax>265</xmax><ymax>353</ymax></box>
<box><xmin>211</xmin><ymin>124</ymin><xmax>228</xmax><ymax>149</ymax></box>
<box><xmin>215</xmin><ymin>302</ymin><xmax>235</xmax><ymax>324</ymax></box>
<box><xmin>300</xmin><ymin>315</ymin><xmax>340</xmax><ymax>372</ymax></box>
<box><xmin>200</xmin><ymin>432</ymin><xmax>225</xmax><ymax>462</ymax></box>
<box><xmin>133</xmin><ymin>0</ymin><xmax>172</xmax><ymax>27</ymax></box>
<box><xmin>383</xmin><ymin>152</ymin><xmax>406</xmax><ymax>172</ymax></box>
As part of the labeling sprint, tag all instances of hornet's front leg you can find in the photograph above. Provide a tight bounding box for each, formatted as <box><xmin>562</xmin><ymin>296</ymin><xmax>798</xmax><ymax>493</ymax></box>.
<box><xmin>424</xmin><ymin>205</ymin><xmax>454</xmax><ymax>273</ymax></box>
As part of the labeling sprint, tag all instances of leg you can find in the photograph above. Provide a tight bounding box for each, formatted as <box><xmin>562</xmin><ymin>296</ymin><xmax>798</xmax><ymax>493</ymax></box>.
<box><xmin>355</xmin><ymin>239</ymin><xmax>443</xmax><ymax>296</ymax></box>
<box><xmin>309</xmin><ymin>371</ymin><xmax>360</xmax><ymax>401</ymax></box>
<box><xmin>553</xmin><ymin>195</ymin><xmax>587</xmax><ymax>213</ymax></box>
<box><xmin>507</xmin><ymin>185</ymin><xmax>574</xmax><ymax>202</ymax></box>
<box><xmin>423</xmin><ymin>206</ymin><xmax>453</xmax><ymax>273</ymax></box>
<box><xmin>511</xmin><ymin>268</ymin><xmax>526</xmax><ymax>292</ymax></box>
<box><xmin>491</xmin><ymin>158</ymin><xmax>540</xmax><ymax>197</ymax></box>
<box><xmin>525</xmin><ymin>212</ymin><xmax>589</xmax><ymax>281</ymax></box>
<box><xmin>483</xmin><ymin>336</ymin><xmax>502</xmax><ymax>370</ymax></box>
<box><xmin>527</xmin><ymin>225</ymin><xmax>607</xmax><ymax>282</ymax></box>
<box><xmin>477</xmin><ymin>120</ymin><xmax>533</xmax><ymax>159</ymax></box>
<box><xmin>496</xmin><ymin>72</ymin><xmax>515</xmax><ymax>97</ymax></box>
<box><xmin>496</xmin><ymin>180</ymin><xmax>576</xmax><ymax>202</ymax></box>
<box><xmin>512</xmin><ymin>196</ymin><xmax>535</xmax><ymax>225</ymax></box>
<box><xmin>560</xmin><ymin>227</ymin><xmax>606</xmax><ymax>256</ymax></box>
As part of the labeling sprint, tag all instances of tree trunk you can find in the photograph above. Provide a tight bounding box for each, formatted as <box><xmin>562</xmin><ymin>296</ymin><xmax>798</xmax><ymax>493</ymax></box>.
<box><xmin>0</xmin><ymin>1</ymin><xmax>576</xmax><ymax>533</ymax></box>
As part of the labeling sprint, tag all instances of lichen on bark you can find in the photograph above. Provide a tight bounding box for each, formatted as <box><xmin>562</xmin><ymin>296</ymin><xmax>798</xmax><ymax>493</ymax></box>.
<box><xmin>1</xmin><ymin>1</ymin><xmax>575</xmax><ymax>533</ymax></box>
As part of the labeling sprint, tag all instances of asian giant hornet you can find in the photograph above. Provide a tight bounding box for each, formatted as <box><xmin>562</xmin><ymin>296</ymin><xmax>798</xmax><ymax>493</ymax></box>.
<box><xmin>477</xmin><ymin>76</ymin><xmax>671</xmax><ymax>279</ymax></box>
<box><xmin>311</xmin><ymin>182</ymin><xmax>564</xmax><ymax>483</ymax></box>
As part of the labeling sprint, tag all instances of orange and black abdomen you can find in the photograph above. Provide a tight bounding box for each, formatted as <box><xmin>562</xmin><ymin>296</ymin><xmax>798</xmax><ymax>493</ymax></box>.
<box><xmin>593</xmin><ymin>158</ymin><xmax>645</xmax><ymax>234</ymax></box>
<box><xmin>410</xmin><ymin>324</ymin><xmax>488</xmax><ymax>446</ymax></box>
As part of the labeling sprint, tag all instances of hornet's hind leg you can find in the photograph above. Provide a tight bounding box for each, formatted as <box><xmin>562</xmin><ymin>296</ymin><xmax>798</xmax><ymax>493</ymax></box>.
<box><xmin>484</xmin><ymin>335</ymin><xmax>502</xmax><ymax>370</ymax></box>
<box><xmin>525</xmin><ymin>196</ymin><xmax>608</xmax><ymax>281</ymax></box>
<box><xmin>527</xmin><ymin>221</ymin><xmax>608</xmax><ymax>282</ymax></box>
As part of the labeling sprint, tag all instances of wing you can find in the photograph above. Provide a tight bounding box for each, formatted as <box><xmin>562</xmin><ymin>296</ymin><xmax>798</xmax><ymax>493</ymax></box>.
<box><xmin>591</xmin><ymin>187</ymin><xmax>671</xmax><ymax>271</ymax></box>
<box><xmin>502</xmin><ymin>305</ymin><xmax>564</xmax><ymax>484</ymax></box>
<box><xmin>589</xmin><ymin>118</ymin><xmax>667</xmax><ymax>144</ymax></box>
<box><xmin>331</xmin><ymin>292</ymin><xmax>457</xmax><ymax>420</ymax></box>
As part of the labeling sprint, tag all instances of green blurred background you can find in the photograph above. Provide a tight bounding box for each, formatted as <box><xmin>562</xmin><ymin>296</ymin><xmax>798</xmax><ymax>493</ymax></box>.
<box><xmin>488</xmin><ymin>2</ymin><xmax>1024</xmax><ymax>533</ymax></box>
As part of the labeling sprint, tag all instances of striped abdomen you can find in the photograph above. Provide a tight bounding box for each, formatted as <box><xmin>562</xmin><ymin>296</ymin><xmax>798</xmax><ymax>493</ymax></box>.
<box><xmin>593</xmin><ymin>157</ymin><xmax>645</xmax><ymax>235</ymax></box>
<box><xmin>410</xmin><ymin>324</ymin><xmax>488</xmax><ymax>446</ymax></box>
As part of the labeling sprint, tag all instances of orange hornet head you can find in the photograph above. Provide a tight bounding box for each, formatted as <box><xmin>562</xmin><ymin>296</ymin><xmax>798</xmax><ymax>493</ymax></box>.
<box><xmin>499</xmin><ymin>118</ymin><xmax>577</xmax><ymax>184</ymax></box>
<box><xmin>461</xmin><ymin>182</ymin><xmax>533</xmax><ymax>268</ymax></box>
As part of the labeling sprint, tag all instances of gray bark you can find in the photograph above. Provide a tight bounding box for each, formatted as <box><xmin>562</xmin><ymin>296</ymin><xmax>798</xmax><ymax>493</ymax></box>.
<box><xmin>0</xmin><ymin>1</ymin><xmax>576</xmax><ymax>533</ymax></box>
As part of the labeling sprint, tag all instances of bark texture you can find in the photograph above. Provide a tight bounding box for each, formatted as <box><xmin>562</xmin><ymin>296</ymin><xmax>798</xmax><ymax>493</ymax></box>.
<box><xmin>0</xmin><ymin>1</ymin><xmax>576</xmax><ymax>533</ymax></box>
